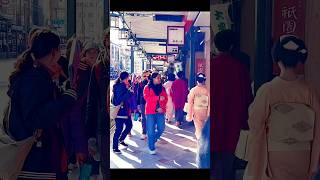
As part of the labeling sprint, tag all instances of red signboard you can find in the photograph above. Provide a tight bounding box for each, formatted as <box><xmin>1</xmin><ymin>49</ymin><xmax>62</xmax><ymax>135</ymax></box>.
<box><xmin>152</xmin><ymin>55</ymin><xmax>167</xmax><ymax>61</ymax></box>
<box><xmin>196</xmin><ymin>59</ymin><xmax>206</xmax><ymax>74</ymax></box>
<box><xmin>273</xmin><ymin>0</ymin><xmax>306</xmax><ymax>75</ymax></box>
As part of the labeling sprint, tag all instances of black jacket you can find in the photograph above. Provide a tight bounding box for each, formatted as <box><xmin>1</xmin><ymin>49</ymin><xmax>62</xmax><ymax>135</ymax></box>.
<box><xmin>8</xmin><ymin>66</ymin><xmax>77</xmax><ymax>178</ymax></box>
<box><xmin>112</xmin><ymin>82</ymin><xmax>133</xmax><ymax>117</ymax></box>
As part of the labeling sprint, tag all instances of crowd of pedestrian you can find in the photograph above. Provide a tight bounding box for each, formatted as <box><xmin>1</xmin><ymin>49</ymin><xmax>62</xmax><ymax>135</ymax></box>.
<box><xmin>110</xmin><ymin>64</ymin><xmax>211</xmax><ymax>169</ymax></box>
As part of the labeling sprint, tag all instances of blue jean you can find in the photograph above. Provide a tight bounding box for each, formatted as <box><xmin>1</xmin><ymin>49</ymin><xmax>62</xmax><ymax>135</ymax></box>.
<box><xmin>197</xmin><ymin>118</ymin><xmax>210</xmax><ymax>169</ymax></box>
<box><xmin>175</xmin><ymin>109</ymin><xmax>184</xmax><ymax>123</ymax></box>
<box><xmin>112</xmin><ymin>118</ymin><xmax>133</xmax><ymax>150</ymax></box>
<box><xmin>146</xmin><ymin>113</ymin><xmax>165</xmax><ymax>151</ymax></box>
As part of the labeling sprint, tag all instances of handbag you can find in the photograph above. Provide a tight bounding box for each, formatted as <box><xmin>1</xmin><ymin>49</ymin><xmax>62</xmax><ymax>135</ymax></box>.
<box><xmin>235</xmin><ymin>130</ymin><xmax>249</xmax><ymax>161</ymax></box>
<box><xmin>110</xmin><ymin>102</ymin><xmax>122</xmax><ymax>120</ymax></box>
<box><xmin>79</xmin><ymin>163</ymin><xmax>92</xmax><ymax>180</ymax></box>
<box><xmin>183</xmin><ymin>102</ymin><xmax>189</xmax><ymax>113</ymax></box>
<box><xmin>133</xmin><ymin>112</ymin><xmax>139</xmax><ymax>121</ymax></box>
<box><xmin>0</xmin><ymin>100</ymin><xmax>41</xmax><ymax>180</ymax></box>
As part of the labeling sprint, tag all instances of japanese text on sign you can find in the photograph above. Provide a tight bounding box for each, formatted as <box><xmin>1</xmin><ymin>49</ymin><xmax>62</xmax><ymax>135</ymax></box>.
<box><xmin>214</xmin><ymin>10</ymin><xmax>226</xmax><ymax>31</ymax></box>
<box><xmin>282</xmin><ymin>6</ymin><xmax>298</xmax><ymax>34</ymax></box>
<box><xmin>167</xmin><ymin>26</ymin><xmax>184</xmax><ymax>45</ymax></box>
<box><xmin>211</xmin><ymin>3</ymin><xmax>231</xmax><ymax>34</ymax></box>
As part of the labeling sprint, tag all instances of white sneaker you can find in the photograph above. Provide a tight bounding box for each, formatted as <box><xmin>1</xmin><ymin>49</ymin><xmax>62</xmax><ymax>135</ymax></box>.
<box><xmin>140</xmin><ymin>134</ymin><xmax>147</xmax><ymax>140</ymax></box>
<box><xmin>149</xmin><ymin>150</ymin><xmax>156</xmax><ymax>155</ymax></box>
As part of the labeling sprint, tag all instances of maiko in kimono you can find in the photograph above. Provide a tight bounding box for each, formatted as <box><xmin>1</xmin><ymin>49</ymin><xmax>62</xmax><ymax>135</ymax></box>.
<box><xmin>244</xmin><ymin>36</ymin><xmax>320</xmax><ymax>180</ymax></box>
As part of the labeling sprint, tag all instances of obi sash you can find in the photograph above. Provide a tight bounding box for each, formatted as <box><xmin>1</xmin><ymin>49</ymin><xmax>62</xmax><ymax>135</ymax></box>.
<box><xmin>194</xmin><ymin>94</ymin><xmax>209</xmax><ymax>110</ymax></box>
<box><xmin>267</xmin><ymin>103</ymin><xmax>315</xmax><ymax>151</ymax></box>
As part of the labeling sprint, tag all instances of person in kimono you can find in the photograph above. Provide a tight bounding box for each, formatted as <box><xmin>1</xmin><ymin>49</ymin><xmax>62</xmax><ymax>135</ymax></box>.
<box><xmin>211</xmin><ymin>29</ymin><xmax>253</xmax><ymax>180</ymax></box>
<box><xmin>244</xmin><ymin>35</ymin><xmax>320</xmax><ymax>180</ymax></box>
<box><xmin>163</xmin><ymin>73</ymin><xmax>175</xmax><ymax>123</ymax></box>
<box><xmin>186</xmin><ymin>73</ymin><xmax>210</xmax><ymax>140</ymax></box>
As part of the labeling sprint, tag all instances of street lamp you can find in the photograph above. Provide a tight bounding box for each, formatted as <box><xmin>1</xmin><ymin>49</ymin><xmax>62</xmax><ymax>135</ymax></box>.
<box><xmin>118</xmin><ymin>28</ymin><xmax>129</xmax><ymax>39</ymax></box>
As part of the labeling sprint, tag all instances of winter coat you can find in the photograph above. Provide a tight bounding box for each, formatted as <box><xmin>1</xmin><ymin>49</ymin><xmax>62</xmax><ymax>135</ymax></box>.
<box><xmin>143</xmin><ymin>85</ymin><xmax>168</xmax><ymax>115</ymax></box>
<box><xmin>8</xmin><ymin>66</ymin><xmax>77</xmax><ymax>179</ymax></box>
<box><xmin>171</xmin><ymin>79</ymin><xmax>189</xmax><ymax>110</ymax></box>
<box><xmin>112</xmin><ymin>82</ymin><xmax>133</xmax><ymax>117</ymax></box>
<box><xmin>211</xmin><ymin>52</ymin><xmax>253</xmax><ymax>153</ymax></box>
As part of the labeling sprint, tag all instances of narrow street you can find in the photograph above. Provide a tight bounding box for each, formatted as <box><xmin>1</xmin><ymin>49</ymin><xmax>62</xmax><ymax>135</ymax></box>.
<box><xmin>110</xmin><ymin>120</ymin><xmax>198</xmax><ymax>169</ymax></box>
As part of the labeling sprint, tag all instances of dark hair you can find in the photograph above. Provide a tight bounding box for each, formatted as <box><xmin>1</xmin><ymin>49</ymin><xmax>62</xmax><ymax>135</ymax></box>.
<box><xmin>10</xmin><ymin>29</ymin><xmax>60</xmax><ymax>83</ymax></box>
<box><xmin>214</xmin><ymin>29</ymin><xmax>236</xmax><ymax>52</ymax></box>
<box><xmin>167</xmin><ymin>73</ymin><xmax>175</xmax><ymax>81</ymax></box>
<box><xmin>115</xmin><ymin>71</ymin><xmax>130</xmax><ymax>84</ymax></box>
<box><xmin>148</xmin><ymin>72</ymin><xmax>163</xmax><ymax>95</ymax></box>
<box><xmin>272</xmin><ymin>35</ymin><xmax>308</xmax><ymax>68</ymax></box>
<box><xmin>149</xmin><ymin>72</ymin><xmax>159</xmax><ymax>81</ymax></box>
<box><xmin>177</xmin><ymin>71</ymin><xmax>184</xmax><ymax>79</ymax></box>
<box><xmin>196</xmin><ymin>73</ymin><xmax>206</xmax><ymax>83</ymax></box>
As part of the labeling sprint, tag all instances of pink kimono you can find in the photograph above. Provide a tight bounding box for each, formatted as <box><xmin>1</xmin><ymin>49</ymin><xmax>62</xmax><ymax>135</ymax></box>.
<box><xmin>163</xmin><ymin>81</ymin><xmax>175</xmax><ymax>121</ymax></box>
<box><xmin>244</xmin><ymin>77</ymin><xmax>320</xmax><ymax>180</ymax></box>
<box><xmin>186</xmin><ymin>85</ymin><xmax>210</xmax><ymax>139</ymax></box>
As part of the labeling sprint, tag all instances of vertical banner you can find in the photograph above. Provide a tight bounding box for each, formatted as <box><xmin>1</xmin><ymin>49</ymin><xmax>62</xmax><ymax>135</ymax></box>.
<box><xmin>211</xmin><ymin>3</ymin><xmax>232</xmax><ymax>33</ymax></box>
<box><xmin>273</xmin><ymin>0</ymin><xmax>306</xmax><ymax>75</ymax></box>
<box><xmin>211</xmin><ymin>3</ymin><xmax>232</xmax><ymax>56</ymax></box>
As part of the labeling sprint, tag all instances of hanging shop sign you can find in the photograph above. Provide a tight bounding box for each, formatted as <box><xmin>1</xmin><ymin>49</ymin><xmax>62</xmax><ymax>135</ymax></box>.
<box><xmin>166</xmin><ymin>45</ymin><xmax>179</xmax><ymax>53</ymax></box>
<box><xmin>211</xmin><ymin>3</ymin><xmax>232</xmax><ymax>34</ymax></box>
<box><xmin>167</xmin><ymin>26</ymin><xmax>185</xmax><ymax>46</ymax></box>
<box><xmin>273</xmin><ymin>0</ymin><xmax>306</xmax><ymax>75</ymax></box>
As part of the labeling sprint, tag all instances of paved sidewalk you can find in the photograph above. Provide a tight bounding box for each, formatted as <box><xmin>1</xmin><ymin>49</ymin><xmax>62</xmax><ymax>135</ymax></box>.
<box><xmin>110</xmin><ymin>120</ymin><xmax>198</xmax><ymax>169</ymax></box>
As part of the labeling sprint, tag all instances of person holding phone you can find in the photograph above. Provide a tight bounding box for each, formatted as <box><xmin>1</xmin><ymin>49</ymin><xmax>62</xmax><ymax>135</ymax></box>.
<box><xmin>143</xmin><ymin>72</ymin><xmax>168</xmax><ymax>155</ymax></box>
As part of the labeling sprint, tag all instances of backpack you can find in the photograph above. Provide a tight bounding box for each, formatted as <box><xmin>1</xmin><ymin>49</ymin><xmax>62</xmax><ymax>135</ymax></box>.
<box><xmin>0</xmin><ymin>80</ymin><xmax>41</xmax><ymax>180</ymax></box>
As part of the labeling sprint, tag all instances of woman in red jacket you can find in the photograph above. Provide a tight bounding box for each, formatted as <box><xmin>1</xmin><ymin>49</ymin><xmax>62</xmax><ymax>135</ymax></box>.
<box><xmin>143</xmin><ymin>72</ymin><xmax>168</xmax><ymax>155</ymax></box>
